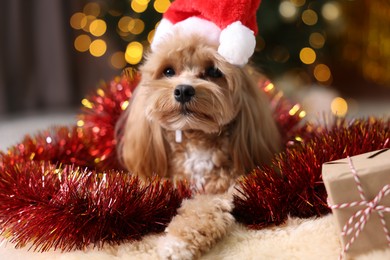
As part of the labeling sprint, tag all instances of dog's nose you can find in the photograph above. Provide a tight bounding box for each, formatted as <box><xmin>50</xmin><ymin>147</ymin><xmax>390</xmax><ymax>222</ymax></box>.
<box><xmin>174</xmin><ymin>84</ymin><xmax>195</xmax><ymax>103</ymax></box>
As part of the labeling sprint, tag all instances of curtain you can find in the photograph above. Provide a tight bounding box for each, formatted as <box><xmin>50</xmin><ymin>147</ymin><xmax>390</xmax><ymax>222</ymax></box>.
<box><xmin>0</xmin><ymin>0</ymin><xmax>118</xmax><ymax>116</ymax></box>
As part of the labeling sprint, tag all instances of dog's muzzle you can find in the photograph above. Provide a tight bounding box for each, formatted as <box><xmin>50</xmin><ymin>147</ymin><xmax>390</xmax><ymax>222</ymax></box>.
<box><xmin>174</xmin><ymin>84</ymin><xmax>195</xmax><ymax>104</ymax></box>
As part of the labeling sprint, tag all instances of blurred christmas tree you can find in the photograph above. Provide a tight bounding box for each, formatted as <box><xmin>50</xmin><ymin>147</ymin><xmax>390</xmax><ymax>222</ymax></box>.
<box><xmin>69</xmin><ymin>0</ymin><xmax>390</xmax><ymax>116</ymax></box>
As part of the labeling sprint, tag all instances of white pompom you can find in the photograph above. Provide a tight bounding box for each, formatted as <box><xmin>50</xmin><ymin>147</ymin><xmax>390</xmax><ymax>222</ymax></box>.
<box><xmin>218</xmin><ymin>21</ymin><xmax>256</xmax><ymax>66</ymax></box>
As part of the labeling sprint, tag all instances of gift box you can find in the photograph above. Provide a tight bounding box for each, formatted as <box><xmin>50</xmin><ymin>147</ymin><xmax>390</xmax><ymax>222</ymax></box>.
<box><xmin>322</xmin><ymin>148</ymin><xmax>390</xmax><ymax>258</ymax></box>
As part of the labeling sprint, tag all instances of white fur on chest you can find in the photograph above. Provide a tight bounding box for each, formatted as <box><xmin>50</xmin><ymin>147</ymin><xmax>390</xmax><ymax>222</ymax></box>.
<box><xmin>183</xmin><ymin>148</ymin><xmax>214</xmax><ymax>189</ymax></box>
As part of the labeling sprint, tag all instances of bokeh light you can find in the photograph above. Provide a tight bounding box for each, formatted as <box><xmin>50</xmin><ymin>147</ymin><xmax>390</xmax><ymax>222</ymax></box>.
<box><xmin>83</xmin><ymin>2</ymin><xmax>101</xmax><ymax>17</ymax></box>
<box><xmin>118</xmin><ymin>16</ymin><xmax>133</xmax><ymax>33</ymax></box>
<box><xmin>299</xmin><ymin>110</ymin><xmax>307</xmax><ymax>118</ymax></box>
<box><xmin>148</xmin><ymin>29</ymin><xmax>155</xmax><ymax>43</ymax></box>
<box><xmin>131</xmin><ymin>0</ymin><xmax>150</xmax><ymax>13</ymax></box>
<box><xmin>82</xmin><ymin>98</ymin><xmax>93</xmax><ymax>109</ymax></box>
<box><xmin>309</xmin><ymin>32</ymin><xmax>325</xmax><ymax>49</ymax></box>
<box><xmin>89</xmin><ymin>19</ymin><xmax>107</xmax><ymax>37</ymax></box>
<box><xmin>70</xmin><ymin>12</ymin><xmax>86</xmax><ymax>30</ymax></box>
<box><xmin>77</xmin><ymin>120</ymin><xmax>85</xmax><ymax>127</ymax></box>
<box><xmin>314</xmin><ymin>64</ymin><xmax>332</xmax><ymax>83</ymax></box>
<box><xmin>299</xmin><ymin>47</ymin><xmax>316</xmax><ymax>64</ymax></box>
<box><xmin>129</xmin><ymin>19</ymin><xmax>145</xmax><ymax>35</ymax></box>
<box><xmin>121</xmin><ymin>100</ymin><xmax>130</xmax><ymax>111</ymax></box>
<box><xmin>331</xmin><ymin>97</ymin><xmax>348</xmax><ymax>117</ymax></box>
<box><xmin>89</xmin><ymin>39</ymin><xmax>107</xmax><ymax>57</ymax></box>
<box><xmin>302</xmin><ymin>9</ymin><xmax>318</xmax><ymax>26</ymax></box>
<box><xmin>110</xmin><ymin>52</ymin><xmax>127</xmax><ymax>69</ymax></box>
<box><xmin>279</xmin><ymin>1</ymin><xmax>297</xmax><ymax>21</ymax></box>
<box><xmin>74</xmin><ymin>34</ymin><xmax>91</xmax><ymax>52</ymax></box>
<box><xmin>125</xmin><ymin>42</ymin><xmax>143</xmax><ymax>64</ymax></box>
<box><xmin>288</xmin><ymin>104</ymin><xmax>301</xmax><ymax>116</ymax></box>
<box><xmin>154</xmin><ymin>0</ymin><xmax>171</xmax><ymax>13</ymax></box>
<box><xmin>322</xmin><ymin>2</ymin><xmax>341</xmax><ymax>21</ymax></box>
<box><xmin>290</xmin><ymin>0</ymin><xmax>306</xmax><ymax>7</ymax></box>
<box><xmin>81</xmin><ymin>15</ymin><xmax>96</xmax><ymax>32</ymax></box>
<box><xmin>264</xmin><ymin>83</ymin><xmax>274</xmax><ymax>92</ymax></box>
<box><xmin>97</xmin><ymin>89</ymin><xmax>105</xmax><ymax>97</ymax></box>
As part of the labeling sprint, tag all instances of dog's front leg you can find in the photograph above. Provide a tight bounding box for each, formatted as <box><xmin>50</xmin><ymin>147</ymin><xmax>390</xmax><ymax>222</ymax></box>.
<box><xmin>157</xmin><ymin>193</ymin><xmax>234</xmax><ymax>260</ymax></box>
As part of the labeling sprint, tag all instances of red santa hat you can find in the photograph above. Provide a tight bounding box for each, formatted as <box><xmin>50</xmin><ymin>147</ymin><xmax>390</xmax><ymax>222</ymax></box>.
<box><xmin>151</xmin><ymin>0</ymin><xmax>262</xmax><ymax>66</ymax></box>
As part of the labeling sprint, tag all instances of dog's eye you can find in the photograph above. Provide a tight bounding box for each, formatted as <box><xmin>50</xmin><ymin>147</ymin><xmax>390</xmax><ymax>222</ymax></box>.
<box><xmin>163</xmin><ymin>67</ymin><xmax>176</xmax><ymax>77</ymax></box>
<box><xmin>205</xmin><ymin>67</ymin><xmax>223</xmax><ymax>78</ymax></box>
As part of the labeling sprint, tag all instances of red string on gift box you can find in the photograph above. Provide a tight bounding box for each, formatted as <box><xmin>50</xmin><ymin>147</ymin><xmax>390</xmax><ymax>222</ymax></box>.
<box><xmin>329</xmin><ymin>156</ymin><xmax>390</xmax><ymax>259</ymax></box>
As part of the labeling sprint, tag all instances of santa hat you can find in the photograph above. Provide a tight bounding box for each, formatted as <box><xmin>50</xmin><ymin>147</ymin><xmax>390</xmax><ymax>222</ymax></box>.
<box><xmin>151</xmin><ymin>0</ymin><xmax>262</xmax><ymax>66</ymax></box>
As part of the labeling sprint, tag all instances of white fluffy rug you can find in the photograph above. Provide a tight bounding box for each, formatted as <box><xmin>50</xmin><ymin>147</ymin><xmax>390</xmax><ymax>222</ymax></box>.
<box><xmin>1</xmin><ymin>114</ymin><xmax>390</xmax><ymax>259</ymax></box>
<box><xmin>1</xmin><ymin>215</ymin><xmax>389</xmax><ymax>259</ymax></box>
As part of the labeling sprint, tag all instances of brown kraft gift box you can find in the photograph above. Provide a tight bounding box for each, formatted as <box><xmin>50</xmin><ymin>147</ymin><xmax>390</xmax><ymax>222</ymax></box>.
<box><xmin>322</xmin><ymin>148</ymin><xmax>390</xmax><ymax>257</ymax></box>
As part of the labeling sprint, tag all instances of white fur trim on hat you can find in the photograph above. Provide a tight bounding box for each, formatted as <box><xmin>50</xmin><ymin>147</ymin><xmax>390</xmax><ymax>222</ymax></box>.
<box><xmin>151</xmin><ymin>18</ymin><xmax>173</xmax><ymax>52</ymax></box>
<box><xmin>174</xmin><ymin>17</ymin><xmax>221</xmax><ymax>46</ymax></box>
<box><xmin>218</xmin><ymin>21</ymin><xmax>256</xmax><ymax>66</ymax></box>
<box><xmin>151</xmin><ymin>17</ymin><xmax>221</xmax><ymax>52</ymax></box>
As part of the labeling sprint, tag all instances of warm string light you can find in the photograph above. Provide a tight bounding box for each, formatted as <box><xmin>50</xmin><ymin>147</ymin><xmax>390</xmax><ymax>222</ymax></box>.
<box><xmin>71</xmin><ymin>0</ymin><xmax>340</xmax><ymax>85</ymax></box>
<box><xmin>84</xmin><ymin>2</ymin><xmax>101</xmax><ymax>17</ymax></box>
<box><xmin>275</xmin><ymin>2</ymin><xmax>342</xmax><ymax>120</ymax></box>
<box><xmin>302</xmin><ymin>9</ymin><xmax>318</xmax><ymax>26</ymax></box>
<box><xmin>118</xmin><ymin>17</ymin><xmax>145</xmax><ymax>35</ymax></box>
<box><xmin>275</xmin><ymin>0</ymin><xmax>338</xmax><ymax>89</ymax></box>
<box><xmin>309</xmin><ymin>32</ymin><xmax>325</xmax><ymax>49</ymax></box>
<box><xmin>125</xmin><ymin>42</ymin><xmax>143</xmax><ymax>65</ymax></box>
<box><xmin>69</xmin><ymin>0</ymin><xmax>362</xmax><ymax>122</ymax></box>
<box><xmin>70</xmin><ymin>1</ymin><xmax>172</xmax><ymax>69</ymax></box>
<box><xmin>68</xmin><ymin>1</ymin><xmax>359</xmax><ymax>120</ymax></box>
<box><xmin>110</xmin><ymin>51</ymin><xmax>127</xmax><ymax>69</ymax></box>
<box><xmin>89</xmin><ymin>39</ymin><xmax>107</xmax><ymax>57</ymax></box>
<box><xmin>131</xmin><ymin>0</ymin><xmax>150</xmax><ymax>13</ymax></box>
<box><xmin>314</xmin><ymin>64</ymin><xmax>331</xmax><ymax>83</ymax></box>
<box><xmin>90</xmin><ymin>19</ymin><xmax>107</xmax><ymax>37</ymax></box>
<box><xmin>70</xmin><ymin>4</ymin><xmax>107</xmax><ymax>58</ymax></box>
<box><xmin>331</xmin><ymin>97</ymin><xmax>348</xmax><ymax>117</ymax></box>
<box><xmin>300</xmin><ymin>47</ymin><xmax>316</xmax><ymax>64</ymax></box>
<box><xmin>74</xmin><ymin>34</ymin><xmax>91</xmax><ymax>52</ymax></box>
<box><xmin>154</xmin><ymin>0</ymin><xmax>171</xmax><ymax>13</ymax></box>
<box><xmin>279</xmin><ymin>1</ymin><xmax>298</xmax><ymax>21</ymax></box>
<box><xmin>322</xmin><ymin>2</ymin><xmax>341</xmax><ymax>21</ymax></box>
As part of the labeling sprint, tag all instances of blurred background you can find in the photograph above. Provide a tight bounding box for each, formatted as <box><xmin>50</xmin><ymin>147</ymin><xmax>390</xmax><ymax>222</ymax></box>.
<box><xmin>0</xmin><ymin>0</ymin><xmax>389</xmax><ymax>147</ymax></box>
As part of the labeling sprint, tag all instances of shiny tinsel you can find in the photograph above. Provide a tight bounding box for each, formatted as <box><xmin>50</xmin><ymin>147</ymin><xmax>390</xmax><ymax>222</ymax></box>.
<box><xmin>233</xmin><ymin>118</ymin><xmax>390</xmax><ymax>228</ymax></box>
<box><xmin>78</xmin><ymin>70</ymin><xmax>140</xmax><ymax>171</ymax></box>
<box><xmin>0</xmin><ymin>71</ymin><xmax>191</xmax><ymax>252</ymax></box>
<box><xmin>0</xmin><ymin>161</ymin><xmax>190</xmax><ymax>251</ymax></box>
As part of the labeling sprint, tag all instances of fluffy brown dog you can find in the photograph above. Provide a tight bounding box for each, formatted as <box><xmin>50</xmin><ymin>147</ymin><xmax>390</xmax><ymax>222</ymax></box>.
<box><xmin>118</xmin><ymin>34</ymin><xmax>281</xmax><ymax>259</ymax></box>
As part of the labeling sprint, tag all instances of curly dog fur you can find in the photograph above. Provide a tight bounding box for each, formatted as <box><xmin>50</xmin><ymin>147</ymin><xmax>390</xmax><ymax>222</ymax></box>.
<box><xmin>118</xmin><ymin>34</ymin><xmax>281</xmax><ymax>259</ymax></box>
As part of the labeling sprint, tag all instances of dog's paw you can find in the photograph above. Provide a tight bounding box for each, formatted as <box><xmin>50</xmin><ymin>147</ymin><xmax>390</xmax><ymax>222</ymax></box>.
<box><xmin>157</xmin><ymin>234</ymin><xmax>193</xmax><ymax>260</ymax></box>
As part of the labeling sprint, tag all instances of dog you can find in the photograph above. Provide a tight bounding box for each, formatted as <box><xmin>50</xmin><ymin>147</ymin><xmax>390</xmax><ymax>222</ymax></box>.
<box><xmin>117</xmin><ymin>34</ymin><xmax>281</xmax><ymax>259</ymax></box>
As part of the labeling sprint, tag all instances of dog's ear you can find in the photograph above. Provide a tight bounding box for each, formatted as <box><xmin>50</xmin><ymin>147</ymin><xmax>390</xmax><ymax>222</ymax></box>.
<box><xmin>116</xmin><ymin>88</ymin><xmax>169</xmax><ymax>178</ymax></box>
<box><xmin>230</xmin><ymin>70</ymin><xmax>281</xmax><ymax>174</ymax></box>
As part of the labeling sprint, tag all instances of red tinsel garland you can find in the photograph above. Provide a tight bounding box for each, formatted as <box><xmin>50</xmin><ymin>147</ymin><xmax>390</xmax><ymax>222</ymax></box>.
<box><xmin>233</xmin><ymin>118</ymin><xmax>390</xmax><ymax>228</ymax></box>
<box><xmin>77</xmin><ymin>72</ymin><xmax>139</xmax><ymax>171</ymax></box>
<box><xmin>0</xmin><ymin>71</ymin><xmax>191</xmax><ymax>251</ymax></box>
<box><xmin>0</xmin><ymin>162</ymin><xmax>190</xmax><ymax>251</ymax></box>
<box><xmin>0</xmin><ymin>69</ymin><xmax>388</xmax><ymax>252</ymax></box>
